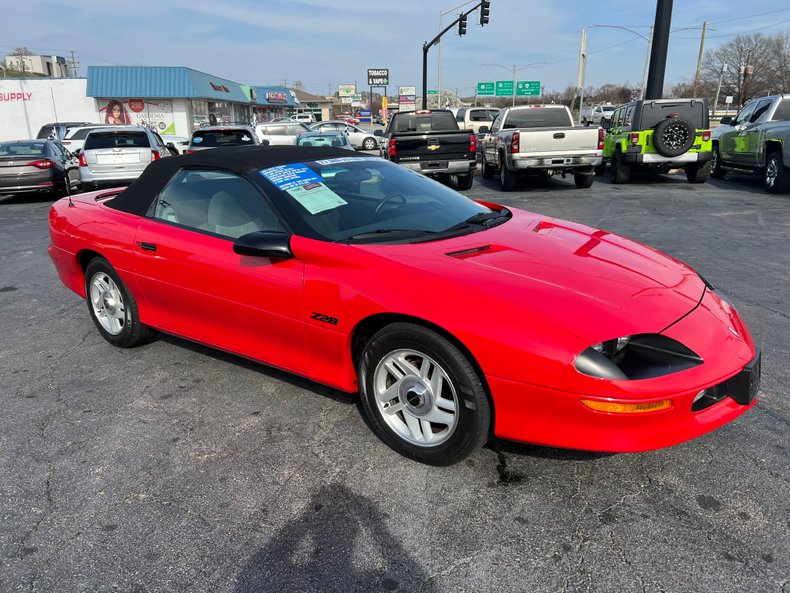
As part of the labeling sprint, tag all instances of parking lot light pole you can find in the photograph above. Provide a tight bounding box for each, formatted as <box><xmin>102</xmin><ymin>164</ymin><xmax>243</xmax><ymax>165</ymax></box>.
<box><xmin>482</xmin><ymin>62</ymin><xmax>546</xmax><ymax>106</ymax></box>
<box><xmin>591</xmin><ymin>24</ymin><xmax>652</xmax><ymax>99</ymax></box>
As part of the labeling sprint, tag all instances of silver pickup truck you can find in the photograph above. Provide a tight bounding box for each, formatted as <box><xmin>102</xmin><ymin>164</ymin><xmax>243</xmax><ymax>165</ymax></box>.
<box><xmin>480</xmin><ymin>105</ymin><xmax>604</xmax><ymax>190</ymax></box>
<box><xmin>712</xmin><ymin>94</ymin><xmax>790</xmax><ymax>193</ymax></box>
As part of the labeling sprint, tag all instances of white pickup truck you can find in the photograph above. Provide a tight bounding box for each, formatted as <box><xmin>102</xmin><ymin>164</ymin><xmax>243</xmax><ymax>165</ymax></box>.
<box><xmin>580</xmin><ymin>103</ymin><xmax>616</xmax><ymax>126</ymax></box>
<box><xmin>480</xmin><ymin>104</ymin><xmax>604</xmax><ymax>190</ymax></box>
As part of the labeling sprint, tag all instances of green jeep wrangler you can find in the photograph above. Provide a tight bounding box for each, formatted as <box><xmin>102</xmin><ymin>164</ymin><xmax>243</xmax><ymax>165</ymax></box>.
<box><xmin>602</xmin><ymin>98</ymin><xmax>713</xmax><ymax>184</ymax></box>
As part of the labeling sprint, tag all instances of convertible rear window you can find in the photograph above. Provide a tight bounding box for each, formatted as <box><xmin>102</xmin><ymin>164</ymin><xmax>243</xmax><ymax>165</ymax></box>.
<box><xmin>84</xmin><ymin>131</ymin><xmax>149</xmax><ymax>150</ymax></box>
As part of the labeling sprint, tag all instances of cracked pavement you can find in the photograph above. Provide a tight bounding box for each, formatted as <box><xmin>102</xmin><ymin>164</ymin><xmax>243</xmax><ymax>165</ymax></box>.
<box><xmin>1</xmin><ymin>172</ymin><xmax>788</xmax><ymax>593</ymax></box>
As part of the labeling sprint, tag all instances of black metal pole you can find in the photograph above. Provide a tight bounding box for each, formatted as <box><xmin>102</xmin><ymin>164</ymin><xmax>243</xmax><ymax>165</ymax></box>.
<box><xmin>644</xmin><ymin>0</ymin><xmax>673</xmax><ymax>100</ymax></box>
<box><xmin>422</xmin><ymin>43</ymin><xmax>429</xmax><ymax>108</ymax></box>
<box><xmin>421</xmin><ymin>2</ymin><xmax>483</xmax><ymax>108</ymax></box>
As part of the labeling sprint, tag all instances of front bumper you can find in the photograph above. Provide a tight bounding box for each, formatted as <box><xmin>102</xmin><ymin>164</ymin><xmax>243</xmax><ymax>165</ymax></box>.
<box><xmin>490</xmin><ymin>288</ymin><xmax>758</xmax><ymax>452</ymax></box>
<box><xmin>511</xmin><ymin>154</ymin><xmax>603</xmax><ymax>170</ymax></box>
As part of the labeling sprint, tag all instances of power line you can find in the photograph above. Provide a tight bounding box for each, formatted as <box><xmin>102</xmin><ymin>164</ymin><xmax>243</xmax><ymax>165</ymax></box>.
<box><xmin>708</xmin><ymin>7</ymin><xmax>790</xmax><ymax>26</ymax></box>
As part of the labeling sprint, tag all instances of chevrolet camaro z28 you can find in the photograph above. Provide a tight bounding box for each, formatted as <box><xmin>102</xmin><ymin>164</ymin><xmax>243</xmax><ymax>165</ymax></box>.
<box><xmin>48</xmin><ymin>146</ymin><xmax>760</xmax><ymax>465</ymax></box>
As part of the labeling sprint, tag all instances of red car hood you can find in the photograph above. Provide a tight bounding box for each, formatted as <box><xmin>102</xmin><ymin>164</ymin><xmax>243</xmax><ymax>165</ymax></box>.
<box><xmin>356</xmin><ymin>208</ymin><xmax>705</xmax><ymax>344</ymax></box>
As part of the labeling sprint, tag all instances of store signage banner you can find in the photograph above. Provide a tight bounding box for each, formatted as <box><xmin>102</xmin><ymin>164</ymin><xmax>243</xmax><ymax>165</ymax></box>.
<box><xmin>98</xmin><ymin>99</ymin><xmax>175</xmax><ymax>135</ymax></box>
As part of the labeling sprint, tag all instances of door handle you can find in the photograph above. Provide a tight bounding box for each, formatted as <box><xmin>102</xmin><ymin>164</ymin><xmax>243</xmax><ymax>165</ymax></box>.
<box><xmin>138</xmin><ymin>241</ymin><xmax>157</xmax><ymax>252</ymax></box>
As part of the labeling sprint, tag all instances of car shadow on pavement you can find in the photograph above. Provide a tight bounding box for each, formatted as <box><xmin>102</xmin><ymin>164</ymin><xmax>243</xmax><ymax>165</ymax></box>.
<box><xmin>488</xmin><ymin>438</ymin><xmax>614</xmax><ymax>462</ymax></box>
<box><xmin>156</xmin><ymin>333</ymin><xmax>357</xmax><ymax>407</ymax></box>
<box><xmin>234</xmin><ymin>483</ymin><xmax>438</xmax><ymax>593</ymax></box>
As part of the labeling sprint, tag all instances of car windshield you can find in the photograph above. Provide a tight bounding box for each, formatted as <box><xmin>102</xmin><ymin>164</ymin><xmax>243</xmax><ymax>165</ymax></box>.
<box><xmin>85</xmin><ymin>131</ymin><xmax>149</xmax><ymax>150</ymax></box>
<box><xmin>602</xmin><ymin>106</ymin><xmax>615</xmax><ymax>112</ymax></box>
<box><xmin>257</xmin><ymin>157</ymin><xmax>509</xmax><ymax>243</ymax></box>
<box><xmin>192</xmin><ymin>129</ymin><xmax>255</xmax><ymax>147</ymax></box>
<box><xmin>0</xmin><ymin>142</ymin><xmax>46</xmax><ymax>157</ymax></box>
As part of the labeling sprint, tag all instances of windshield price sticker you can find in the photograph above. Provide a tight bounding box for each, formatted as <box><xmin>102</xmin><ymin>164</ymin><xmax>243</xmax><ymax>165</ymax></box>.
<box><xmin>314</xmin><ymin>157</ymin><xmax>370</xmax><ymax>165</ymax></box>
<box><xmin>260</xmin><ymin>163</ymin><xmax>347</xmax><ymax>214</ymax></box>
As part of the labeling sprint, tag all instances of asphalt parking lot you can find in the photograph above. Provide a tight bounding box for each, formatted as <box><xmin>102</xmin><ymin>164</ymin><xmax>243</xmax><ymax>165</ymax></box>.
<box><xmin>1</xmin><ymin>170</ymin><xmax>788</xmax><ymax>593</ymax></box>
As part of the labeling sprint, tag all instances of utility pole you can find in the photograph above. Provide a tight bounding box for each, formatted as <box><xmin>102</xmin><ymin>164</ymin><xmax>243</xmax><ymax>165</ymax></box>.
<box><xmin>691</xmin><ymin>21</ymin><xmax>707</xmax><ymax>96</ymax></box>
<box><xmin>712</xmin><ymin>62</ymin><xmax>727</xmax><ymax>114</ymax></box>
<box><xmin>68</xmin><ymin>49</ymin><xmax>80</xmax><ymax>77</ymax></box>
<box><xmin>575</xmin><ymin>27</ymin><xmax>587</xmax><ymax>124</ymax></box>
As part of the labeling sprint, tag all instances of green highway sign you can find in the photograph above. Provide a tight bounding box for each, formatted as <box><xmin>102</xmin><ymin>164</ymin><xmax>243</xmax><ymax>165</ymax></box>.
<box><xmin>477</xmin><ymin>82</ymin><xmax>495</xmax><ymax>95</ymax></box>
<box><xmin>495</xmin><ymin>80</ymin><xmax>514</xmax><ymax>96</ymax></box>
<box><xmin>426</xmin><ymin>89</ymin><xmax>438</xmax><ymax>95</ymax></box>
<box><xmin>516</xmin><ymin>80</ymin><xmax>541</xmax><ymax>96</ymax></box>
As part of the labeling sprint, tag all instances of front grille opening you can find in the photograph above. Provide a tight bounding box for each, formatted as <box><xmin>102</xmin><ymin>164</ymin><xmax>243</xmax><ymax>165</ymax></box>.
<box><xmin>692</xmin><ymin>383</ymin><xmax>729</xmax><ymax>412</ymax></box>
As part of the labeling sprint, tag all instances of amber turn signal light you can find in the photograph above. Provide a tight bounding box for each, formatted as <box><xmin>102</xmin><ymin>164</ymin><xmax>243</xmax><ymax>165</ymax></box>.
<box><xmin>581</xmin><ymin>399</ymin><xmax>672</xmax><ymax>414</ymax></box>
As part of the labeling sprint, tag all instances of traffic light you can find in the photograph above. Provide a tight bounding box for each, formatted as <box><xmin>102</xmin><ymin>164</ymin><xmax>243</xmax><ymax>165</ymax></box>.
<box><xmin>479</xmin><ymin>0</ymin><xmax>490</xmax><ymax>25</ymax></box>
<box><xmin>458</xmin><ymin>13</ymin><xmax>467</xmax><ymax>36</ymax></box>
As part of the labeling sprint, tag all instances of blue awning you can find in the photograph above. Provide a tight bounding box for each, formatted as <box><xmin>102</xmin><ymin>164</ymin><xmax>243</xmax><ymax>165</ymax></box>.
<box><xmin>87</xmin><ymin>66</ymin><xmax>251</xmax><ymax>103</ymax></box>
<box><xmin>253</xmin><ymin>86</ymin><xmax>298</xmax><ymax>106</ymax></box>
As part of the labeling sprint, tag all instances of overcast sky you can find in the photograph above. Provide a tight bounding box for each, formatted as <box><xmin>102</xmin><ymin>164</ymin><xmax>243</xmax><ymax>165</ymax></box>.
<box><xmin>3</xmin><ymin>0</ymin><xmax>789</xmax><ymax>96</ymax></box>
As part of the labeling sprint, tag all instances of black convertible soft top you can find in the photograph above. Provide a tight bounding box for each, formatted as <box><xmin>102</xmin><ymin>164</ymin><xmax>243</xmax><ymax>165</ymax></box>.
<box><xmin>109</xmin><ymin>146</ymin><xmax>374</xmax><ymax>216</ymax></box>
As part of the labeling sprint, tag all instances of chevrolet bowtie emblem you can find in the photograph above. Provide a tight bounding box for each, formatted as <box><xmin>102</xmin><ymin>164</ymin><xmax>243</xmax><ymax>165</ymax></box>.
<box><xmin>427</xmin><ymin>144</ymin><xmax>440</xmax><ymax>151</ymax></box>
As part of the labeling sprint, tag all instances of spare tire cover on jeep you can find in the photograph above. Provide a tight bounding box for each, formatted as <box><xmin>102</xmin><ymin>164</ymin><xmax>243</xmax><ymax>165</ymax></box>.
<box><xmin>652</xmin><ymin>116</ymin><xmax>695</xmax><ymax>158</ymax></box>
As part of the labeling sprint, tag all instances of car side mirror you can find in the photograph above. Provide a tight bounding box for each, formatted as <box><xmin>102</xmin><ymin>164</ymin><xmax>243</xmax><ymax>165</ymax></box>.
<box><xmin>373</xmin><ymin>129</ymin><xmax>383</xmax><ymax>137</ymax></box>
<box><xmin>719</xmin><ymin>116</ymin><xmax>733</xmax><ymax>126</ymax></box>
<box><xmin>478</xmin><ymin>125</ymin><xmax>489</xmax><ymax>134</ymax></box>
<box><xmin>233</xmin><ymin>231</ymin><xmax>293</xmax><ymax>259</ymax></box>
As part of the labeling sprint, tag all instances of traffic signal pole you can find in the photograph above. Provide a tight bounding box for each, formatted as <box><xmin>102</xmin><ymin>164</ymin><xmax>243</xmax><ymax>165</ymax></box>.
<box><xmin>644</xmin><ymin>0</ymin><xmax>674</xmax><ymax>100</ymax></box>
<box><xmin>422</xmin><ymin>1</ymin><xmax>489</xmax><ymax>108</ymax></box>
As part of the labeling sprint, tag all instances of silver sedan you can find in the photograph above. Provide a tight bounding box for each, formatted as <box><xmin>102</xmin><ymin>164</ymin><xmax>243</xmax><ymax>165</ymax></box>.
<box><xmin>309</xmin><ymin>121</ymin><xmax>381</xmax><ymax>150</ymax></box>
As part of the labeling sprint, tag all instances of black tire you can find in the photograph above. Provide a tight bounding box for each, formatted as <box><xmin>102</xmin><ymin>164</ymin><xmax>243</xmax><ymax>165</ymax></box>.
<box><xmin>765</xmin><ymin>152</ymin><xmax>790</xmax><ymax>194</ymax></box>
<box><xmin>685</xmin><ymin>160</ymin><xmax>713</xmax><ymax>184</ymax></box>
<box><xmin>652</xmin><ymin>117</ymin><xmax>695</xmax><ymax>157</ymax></box>
<box><xmin>499</xmin><ymin>155</ymin><xmax>518</xmax><ymax>191</ymax></box>
<box><xmin>610</xmin><ymin>152</ymin><xmax>631</xmax><ymax>184</ymax></box>
<box><xmin>710</xmin><ymin>144</ymin><xmax>726</xmax><ymax>178</ymax></box>
<box><xmin>481</xmin><ymin>154</ymin><xmax>495</xmax><ymax>179</ymax></box>
<box><xmin>362</xmin><ymin>137</ymin><xmax>377</xmax><ymax>151</ymax></box>
<box><xmin>456</xmin><ymin>173</ymin><xmax>474</xmax><ymax>191</ymax></box>
<box><xmin>358</xmin><ymin>323</ymin><xmax>491</xmax><ymax>465</ymax></box>
<box><xmin>84</xmin><ymin>258</ymin><xmax>153</xmax><ymax>348</ymax></box>
<box><xmin>582</xmin><ymin>118</ymin><xmax>589</xmax><ymax>126</ymax></box>
<box><xmin>574</xmin><ymin>171</ymin><xmax>595</xmax><ymax>188</ymax></box>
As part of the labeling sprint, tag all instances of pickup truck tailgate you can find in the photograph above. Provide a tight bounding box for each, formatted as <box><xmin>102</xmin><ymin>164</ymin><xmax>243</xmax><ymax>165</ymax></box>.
<box><xmin>392</xmin><ymin>131</ymin><xmax>473</xmax><ymax>163</ymax></box>
<box><xmin>516</xmin><ymin>127</ymin><xmax>600</xmax><ymax>156</ymax></box>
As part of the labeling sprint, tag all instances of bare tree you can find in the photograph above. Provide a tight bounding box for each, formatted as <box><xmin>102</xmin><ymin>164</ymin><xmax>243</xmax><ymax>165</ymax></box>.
<box><xmin>701</xmin><ymin>33</ymin><xmax>774</xmax><ymax>105</ymax></box>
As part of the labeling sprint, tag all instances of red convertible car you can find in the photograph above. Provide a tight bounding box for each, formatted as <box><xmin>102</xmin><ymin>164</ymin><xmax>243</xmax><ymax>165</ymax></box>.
<box><xmin>48</xmin><ymin>146</ymin><xmax>760</xmax><ymax>465</ymax></box>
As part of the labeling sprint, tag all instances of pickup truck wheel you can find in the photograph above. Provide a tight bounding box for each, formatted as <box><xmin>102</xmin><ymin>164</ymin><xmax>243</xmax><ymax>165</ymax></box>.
<box><xmin>710</xmin><ymin>144</ymin><xmax>726</xmax><ymax>178</ymax></box>
<box><xmin>765</xmin><ymin>152</ymin><xmax>790</xmax><ymax>194</ymax></box>
<box><xmin>574</xmin><ymin>171</ymin><xmax>595</xmax><ymax>188</ymax></box>
<box><xmin>652</xmin><ymin>117</ymin><xmax>695</xmax><ymax>157</ymax></box>
<box><xmin>685</xmin><ymin>160</ymin><xmax>713</xmax><ymax>184</ymax></box>
<box><xmin>610</xmin><ymin>152</ymin><xmax>631</xmax><ymax>184</ymax></box>
<box><xmin>481</xmin><ymin>154</ymin><xmax>495</xmax><ymax>179</ymax></box>
<box><xmin>456</xmin><ymin>174</ymin><xmax>473</xmax><ymax>191</ymax></box>
<box><xmin>499</xmin><ymin>159</ymin><xmax>517</xmax><ymax>191</ymax></box>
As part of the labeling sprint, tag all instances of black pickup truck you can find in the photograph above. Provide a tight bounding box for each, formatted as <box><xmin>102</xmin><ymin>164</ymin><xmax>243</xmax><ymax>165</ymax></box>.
<box><xmin>380</xmin><ymin>110</ymin><xmax>477</xmax><ymax>190</ymax></box>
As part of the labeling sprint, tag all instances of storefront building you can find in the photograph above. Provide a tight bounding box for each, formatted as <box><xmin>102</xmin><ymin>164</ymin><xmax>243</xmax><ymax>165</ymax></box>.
<box><xmin>251</xmin><ymin>86</ymin><xmax>299</xmax><ymax>122</ymax></box>
<box><xmin>86</xmin><ymin>66</ymin><xmax>253</xmax><ymax>136</ymax></box>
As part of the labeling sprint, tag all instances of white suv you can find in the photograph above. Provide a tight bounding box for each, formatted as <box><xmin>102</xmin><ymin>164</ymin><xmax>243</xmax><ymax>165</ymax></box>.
<box><xmin>290</xmin><ymin>113</ymin><xmax>317</xmax><ymax>123</ymax></box>
<box><xmin>79</xmin><ymin>126</ymin><xmax>172</xmax><ymax>190</ymax></box>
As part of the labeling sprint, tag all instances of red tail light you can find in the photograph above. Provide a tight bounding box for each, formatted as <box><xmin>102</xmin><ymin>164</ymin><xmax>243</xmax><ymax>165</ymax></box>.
<box><xmin>510</xmin><ymin>131</ymin><xmax>520</xmax><ymax>154</ymax></box>
<box><xmin>598</xmin><ymin>128</ymin><xmax>605</xmax><ymax>150</ymax></box>
<box><xmin>388</xmin><ymin>138</ymin><xmax>397</xmax><ymax>158</ymax></box>
<box><xmin>151</xmin><ymin>150</ymin><xmax>161</xmax><ymax>161</ymax></box>
<box><xmin>78</xmin><ymin>153</ymin><xmax>88</xmax><ymax>167</ymax></box>
<box><xmin>28</xmin><ymin>159</ymin><xmax>54</xmax><ymax>169</ymax></box>
<box><xmin>470</xmin><ymin>133</ymin><xmax>477</xmax><ymax>154</ymax></box>
<box><xmin>630</xmin><ymin>133</ymin><xmax>640</xmax><ymax>144</ymax></box>
<box><xmin>702</xmin><ymin>130</ymin><xmax>711</xmax><ymax>142</ymax></box>
<box><xmin>183</xmin><ymin>149</ymin><xmax>194</xmax><ymax>155</ymax></box>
